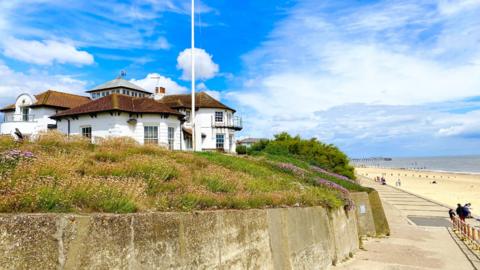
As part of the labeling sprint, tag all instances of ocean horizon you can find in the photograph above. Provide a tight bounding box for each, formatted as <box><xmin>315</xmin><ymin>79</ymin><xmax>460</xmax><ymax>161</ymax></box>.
<box><xmin>351</xmin><ymin>155</ymin><xmax>480</xmax><ymax>174</ymax></box>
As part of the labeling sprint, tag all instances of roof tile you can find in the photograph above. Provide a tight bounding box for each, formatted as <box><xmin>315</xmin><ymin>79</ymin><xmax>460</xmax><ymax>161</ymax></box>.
<box><xmin>52</xmin><ymin>94</ymin><xmax>181</xmax><ymax>118</ymax></box>
<box><xmin>160</xmin><ymin>92</ymin><xmax>235</xmax><ymax>112</ymax></box>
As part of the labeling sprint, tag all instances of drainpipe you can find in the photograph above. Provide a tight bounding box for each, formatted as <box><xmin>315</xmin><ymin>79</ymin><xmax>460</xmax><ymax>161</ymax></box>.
<box><xmin>67</xmin><ymin>119</ymin><xmax>70</xmax><ymax>137</ymax></box>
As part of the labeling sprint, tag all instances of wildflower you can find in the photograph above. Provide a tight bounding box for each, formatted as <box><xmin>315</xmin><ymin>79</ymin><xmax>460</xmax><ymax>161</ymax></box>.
<box><xmin>310</xmin><ymin>166</ymin><xmax>355</xmax><ymax>183</ymax></box>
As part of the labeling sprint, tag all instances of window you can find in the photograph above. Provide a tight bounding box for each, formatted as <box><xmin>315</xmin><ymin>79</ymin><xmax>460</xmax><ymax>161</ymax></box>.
<box><xmin>216</xmin><ymin>133</ymin><xmax>224</xmax><ymax>149</ymax></box>
<box><xmin>215</xmin><ymin>111</ymin><xmax>223</xmax><ymax>122</ymax></box>
<box><xmin>81</xmin><ymin>126</ymin><xmax>92</xmax><ymax>139</ymax></box>
<box><xmin>185</xmin><ymin>137</ymin><xmax>192</xmax><ymax>150</ymax></box>
<box><xmin>144</xmin><ymin>126</ymin><xmax>158</xmax><ymax>144</ymax></box>
<box><xmin>21</xmin><ymin>107</ymin><xmax>29</xmax><ymax>121</ymax></box>
<box><xmin>168</xmin><ymin>127</ymin><xmax>175</xmax><ymax>150</ymax></box>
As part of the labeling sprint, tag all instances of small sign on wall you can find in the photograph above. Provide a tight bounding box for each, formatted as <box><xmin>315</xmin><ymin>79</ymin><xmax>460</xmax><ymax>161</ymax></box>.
<box><xmin>359</xmin><ymin>204</ymin><xmax>366</xmax><ymax>214</ymax></box>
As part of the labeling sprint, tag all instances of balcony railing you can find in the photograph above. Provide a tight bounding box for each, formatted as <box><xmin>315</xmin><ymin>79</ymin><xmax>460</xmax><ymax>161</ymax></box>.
<box><xmin>3</xmin><ymin>114</ymin><xmax>36</xmax><ymax>123</ymax></box>
<box><xmin>212</xmin><ymin>116</ymin><xmax>243</xmax><ymax>130</ymax></box>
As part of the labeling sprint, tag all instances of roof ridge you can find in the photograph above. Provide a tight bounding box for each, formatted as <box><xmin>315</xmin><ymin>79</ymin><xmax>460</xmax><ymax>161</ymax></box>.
<box><xmin>48</xmin><ymin>89</ymin><xmax>89</xmax><ymax>98</ymax></box>
<box><xmin>35</xmin><ymin>89</ymin><xmax>89</xmax><ymax>99</ymax></box>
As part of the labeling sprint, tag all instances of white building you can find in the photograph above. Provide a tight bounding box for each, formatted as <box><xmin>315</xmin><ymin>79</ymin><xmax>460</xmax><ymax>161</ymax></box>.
<box><xmin>0</xmin><ymin>90</ymin><xmax>90</xmax><ymax>137</ymax></box>
<box><xmin>1</xmin><ymin>77</ymin><xmax>242</xmax><ymax>153</ymax></box>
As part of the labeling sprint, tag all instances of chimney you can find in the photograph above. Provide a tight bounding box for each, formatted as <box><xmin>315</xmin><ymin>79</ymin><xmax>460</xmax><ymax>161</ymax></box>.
<box><xmin>154</xmin><ymin>86</ymin><xmax>166</xmax><ymax>100</ymax></box>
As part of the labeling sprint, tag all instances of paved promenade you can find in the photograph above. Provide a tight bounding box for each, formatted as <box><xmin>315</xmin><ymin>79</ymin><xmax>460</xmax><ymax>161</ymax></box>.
<box><xmin>336</xmin><ymin>177</ymin><xmax>479</xmax><ymax>270</ymax></box>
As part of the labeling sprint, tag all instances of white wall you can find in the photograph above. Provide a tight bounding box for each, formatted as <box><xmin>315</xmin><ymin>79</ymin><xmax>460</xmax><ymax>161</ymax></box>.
<box><xmin>57</xmin><ymin>112</ymin><xmax>182</xmax><ymax>150</ymax></box>
<box><xmin>0</xmin><ymin>105</ymin><xmax>57</xmax><ymax>136</ymax></box>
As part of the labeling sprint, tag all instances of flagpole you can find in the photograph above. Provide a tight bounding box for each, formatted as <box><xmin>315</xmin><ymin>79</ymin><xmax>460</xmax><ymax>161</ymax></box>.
<box><xmin>191</xmin><ymin>0</ymin><xmax>196</xmax><ymax>152</ymax></box>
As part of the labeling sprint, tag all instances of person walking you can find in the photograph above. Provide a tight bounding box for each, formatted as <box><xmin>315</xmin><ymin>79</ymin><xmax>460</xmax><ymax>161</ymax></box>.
<box><xmin>396</xmin><ymin>179</ymin><xmax>401</xmax><ymax>187</ymax></box>
<box><xmin>464</xmin><ymin>203</ymin><xmax>472</xmax><ymax>218</ymax></box>
<box><xmin>456</xmin><ymin>204</ymin><xmax>466</xmax><ymax>222</ymax></box>
<box><xmin>448</xmin><ymin>209</ymin><xmax>456</xmax><ymax>222</ymax></box>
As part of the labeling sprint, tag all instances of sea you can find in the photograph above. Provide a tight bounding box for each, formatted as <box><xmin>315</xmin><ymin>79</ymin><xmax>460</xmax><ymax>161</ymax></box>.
<box><xmin>351</xmin><ymin>155</ymin><xmax>480</xmax><ymax>174</ymax></box>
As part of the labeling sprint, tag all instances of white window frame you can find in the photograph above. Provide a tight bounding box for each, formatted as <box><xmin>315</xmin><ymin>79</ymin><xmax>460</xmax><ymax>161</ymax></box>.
<box><xmin>144</xmin><ymin>126</ymin><xmax>159</xmax><ymax>144</ymax></box>
<box><xmin>81</xmin><ymin>126</ymin><xmax>92</xmax><ymax>139</ymax></box>
<box><xmin>168</xmin><ymin>127</ymin><xmax>175</xmax><ymax>150</ymax></box>
<box><xmin>21</xmin><ymin>107</ymin><xmax>29</xmax><ymax>121</ymax></box>
<box><xmin>216</xmin><ymin>133</ymin><xmax>225</xmax><ymax>149</ymax></box>
<box><xmin>215</xmin><ymin>111</ymin><xmax>223</xmax><ymax>123</ymax></box>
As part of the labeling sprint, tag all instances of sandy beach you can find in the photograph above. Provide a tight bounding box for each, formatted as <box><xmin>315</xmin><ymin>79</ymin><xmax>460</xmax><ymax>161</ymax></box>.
<box><xmin>356</xmin><ymin>167</ymin><xmax>480</xmax><ymax>216</ymax></box>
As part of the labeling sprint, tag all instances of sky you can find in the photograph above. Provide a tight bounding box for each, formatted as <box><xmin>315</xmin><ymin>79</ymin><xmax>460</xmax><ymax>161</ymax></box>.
<box><xmin>0</xmin><ymin>0</ymin><xmax>480</xmax><ymax>157</ymax></box>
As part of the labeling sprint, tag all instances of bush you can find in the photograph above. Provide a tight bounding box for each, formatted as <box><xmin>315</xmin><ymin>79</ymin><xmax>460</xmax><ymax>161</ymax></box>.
<box><xmin>236</xmin><ymin>144</ymin><xmax>247</xmax><ymax>155</ymax></box>
<box><xmin>248</xmin><ymin>132</ymin><xmax>355</xmax><ymax>179</ymax></box>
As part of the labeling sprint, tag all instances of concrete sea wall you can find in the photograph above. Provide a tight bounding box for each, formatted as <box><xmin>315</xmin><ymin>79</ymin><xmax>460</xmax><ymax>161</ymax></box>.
<box><xmin>350</xmin><ymin>191</ymin><xmax>390</xmax><ymax>237</ymax></box>
<box><xmin>0</xmin><ymin>207</ymin><xmax>360</xmax><ymax>270</ymax></box>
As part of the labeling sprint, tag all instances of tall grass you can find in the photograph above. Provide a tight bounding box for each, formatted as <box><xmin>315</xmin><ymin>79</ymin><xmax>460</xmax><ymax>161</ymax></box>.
<box><xmin>0</xmin><ymin>132</ymin><xmax>358</xmax><ymax>213</ymax></box>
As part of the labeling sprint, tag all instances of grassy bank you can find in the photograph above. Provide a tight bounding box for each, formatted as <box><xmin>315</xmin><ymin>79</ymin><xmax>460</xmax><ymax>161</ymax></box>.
<box><xmin>0</xmin><ymin>133</ymin><xmax>367</xmax><ymax>213</ymax></box>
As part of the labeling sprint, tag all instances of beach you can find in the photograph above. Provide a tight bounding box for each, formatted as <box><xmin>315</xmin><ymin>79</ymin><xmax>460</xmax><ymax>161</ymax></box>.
<box><xmin>356</xmin><ymin>167</ymin><xmax>480</xmax><ymax>216</ymax></box>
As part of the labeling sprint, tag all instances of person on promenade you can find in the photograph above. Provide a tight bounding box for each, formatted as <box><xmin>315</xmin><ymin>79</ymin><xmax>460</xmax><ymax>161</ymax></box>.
<box><xmin>396</xmin><ymin>179</ymin><xmax>401</xmax><ymax>187</ymax></box>
<box><xmin>381</xmin><ymin>177</ymin><xmax>386</xmax><ymax>185</ymax></box>
<box><xmin>456</xmin><ymin>204</ymin><xmax>466</xmax><ymax>222</ymax></box>
<box><xmin>464</xmin><ymin>203</ymin><xmax>472</xmax><ymax>218</ymax></box>
<box><xmin>449</xmin><ymin>209</ymin><xmax>456</xmax><ymax>222</ymax></box>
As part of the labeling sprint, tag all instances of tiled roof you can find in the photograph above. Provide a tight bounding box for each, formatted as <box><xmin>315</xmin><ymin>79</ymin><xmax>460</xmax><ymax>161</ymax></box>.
<box><xmin>160</xmin><ymin>92</ymin><xmax>235</xmax><ymax>112</ymax></box>
<box><xmin>86</xmin><ymin>78</ymin><xmax>151</xmax><ymax>94</ymax></box>
<box><xmin>0</xmin><ymin>90</ymin><xmax>90</xmax><ymax>112</ymax></box>
<box><xmin>0</xmin><ymin>104</ymin><xmax>15</xmax><ymax>112</ymax></box>
<box><xmin>32</xmin><ymin>90</ymin><xmax>91</xmax><ymax>109</ymax></box>
<box><xmin>52</xmin><ymin>94</ymin><xmax>182</xmax><ymax>118</ymax></box>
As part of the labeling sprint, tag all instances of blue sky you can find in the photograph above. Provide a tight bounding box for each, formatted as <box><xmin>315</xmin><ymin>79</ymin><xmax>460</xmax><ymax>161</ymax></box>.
<box><xmin>1</xmin><ymin>0</ymin><xmax>480</xmax><ymax>157</ymax></box>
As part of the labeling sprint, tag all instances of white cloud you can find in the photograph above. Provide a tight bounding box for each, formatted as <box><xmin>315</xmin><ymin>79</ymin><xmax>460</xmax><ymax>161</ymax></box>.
<box><xmin>177</xmin><ymin>48</ymin><xmax>219</xmax><ymax>80</ymax></box>
<box><xmin>154</xmin><ymin>37</ymin><xmax>171</xmax><ymax>50</ymax></box>
<box><xmin>3</xmin><ymin>37</ymin><xmax>94</xmax><ymax>65</ymax></box>
<box><xmin>129</xmin><ymin>73</ymin><xmax>188</xmax><ymax>94</ymax></box>
<box><xmin>228</xmin><ymin>0</ymin><xmax>480</xmax><ymax>156</ymax></box>
<box><xmin>197</xmin><ymin>82</ymin><xmax>221</xmax><ymax>100</ymax></box>
<box><xmin>0</xmin><ymin>64</ymin><xmax>87</xmax><ymax>101</ymax></box>
<box><xmin>438</xmin><ymin>0</ymin><xmax>480</xmax><ymax>15</ymax></box>
<box><xmin>436</xmin><ymin>110</ymin><xmax>480</xmax><ymax>137</ymax></box>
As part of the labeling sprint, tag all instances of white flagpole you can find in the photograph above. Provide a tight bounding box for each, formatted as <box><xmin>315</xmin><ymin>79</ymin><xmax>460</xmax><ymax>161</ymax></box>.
<box><xmin>191</xmin><ymin>0</ymin><xmax>196</xmax><ymax>151</ymax></box>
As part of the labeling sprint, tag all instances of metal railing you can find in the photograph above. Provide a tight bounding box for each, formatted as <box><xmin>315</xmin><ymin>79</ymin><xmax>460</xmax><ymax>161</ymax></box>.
<box><xmin>3</xmin><ymin>114</ymin><xmax>36</xmax><ymax>122</ymax></box>
<box><xmin>452</xmin><ymin>217</ymin><xmax>480</xmax><ymax>251</ymax></box>
<box><xmin>212</xmin><ymin>116</ymin><xmax>243</xmax><ymax>130</ymax></box>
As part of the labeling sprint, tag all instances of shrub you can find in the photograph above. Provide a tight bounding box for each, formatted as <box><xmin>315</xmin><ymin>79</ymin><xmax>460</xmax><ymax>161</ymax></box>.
<box><xmin>248</xmin><ymin>132</ymin><xmax>355</xmax><ymax>179</ymax></box>
<box><xmin>236</xmin><ymin>145</ymin><xmax>247</xmax><ymax>155</ymax></box>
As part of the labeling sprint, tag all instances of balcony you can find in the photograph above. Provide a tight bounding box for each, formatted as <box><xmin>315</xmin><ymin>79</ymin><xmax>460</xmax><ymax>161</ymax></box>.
<box><xmin>3</xmin><ymin>114</ymin><xmax>36</xmax><ymax>123</ymax></box>
<box><xmin>212</xmin><ymin>116</ymin><xmax>243</xmax><ymax>131</ymax></box>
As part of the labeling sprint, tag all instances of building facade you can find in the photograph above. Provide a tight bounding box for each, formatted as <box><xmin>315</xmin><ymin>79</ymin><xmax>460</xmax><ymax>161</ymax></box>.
<box><xmin>0</xmin><ymin>91</ymin><xmax>90</xmax><ymax>137</ymax></box>
<box><xmin>1</xmin><ymin>77</ymin><xmax>242</xmax><ymax>153</ymax></box>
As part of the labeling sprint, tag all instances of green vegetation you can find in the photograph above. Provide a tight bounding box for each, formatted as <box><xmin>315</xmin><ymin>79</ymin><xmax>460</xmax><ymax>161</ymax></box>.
<box><xmin>0</xmin><ymin>132</ymin><xmax>370</xmax><ymax>214</ymax></box>
<box><xmin>246</xmin><ymin>132</ymin><xmax>355</xmax><ymax>179</ymax></box>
